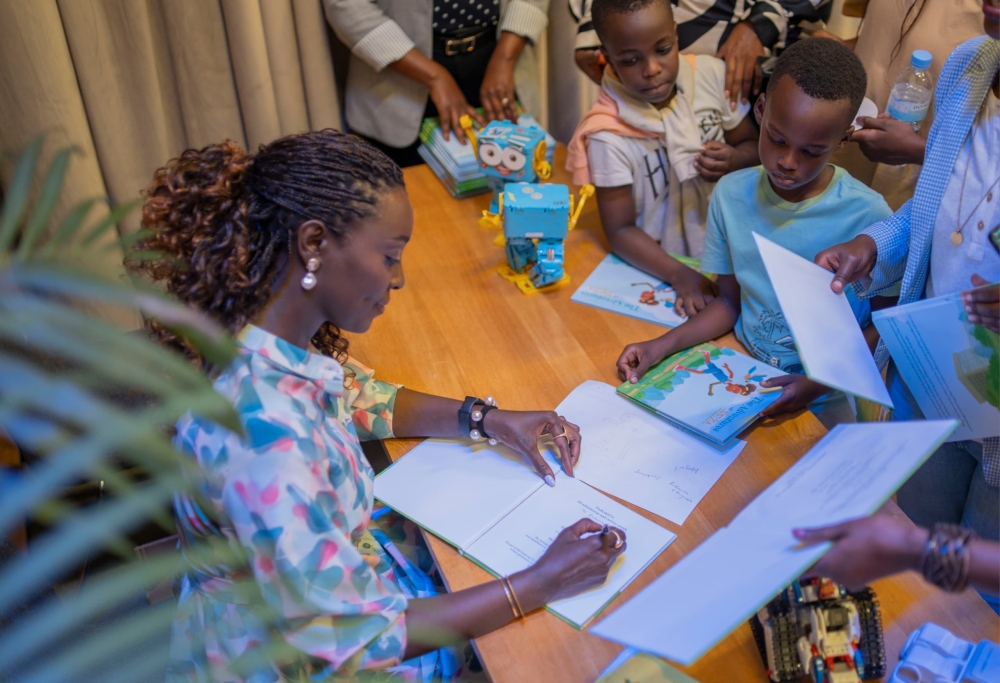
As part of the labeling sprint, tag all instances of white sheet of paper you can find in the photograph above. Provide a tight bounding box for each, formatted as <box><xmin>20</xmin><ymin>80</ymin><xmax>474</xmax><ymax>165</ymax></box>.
<box><xmin>754</xmin><ymin>233</ymin><xmax>893</xmax><ymax>408</ymax></box>
<box><xmin>557</xmin><ymin>381</ymin><xmax>747</xmax><ymax>524</ymax></box>
<box><xmin>465</xmin><ymin>476</ymin><xmax>676</xmax><ymax>628</ymax></box>
<box><xmin>590</xmin><ymin>420</ymin><xmax>958</xmax><ymax>665</ymax></box>
<box><xmin>374</xmin><ymin>439</ymin><xmax>562</xmax><ymax>548</ymax></box>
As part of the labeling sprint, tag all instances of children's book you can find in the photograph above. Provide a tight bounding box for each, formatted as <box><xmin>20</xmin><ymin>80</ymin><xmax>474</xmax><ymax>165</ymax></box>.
<box><xmin>374</xmin><ymin>439</ymin><xmax>675</xmax><ymax>629</ymax></box>
<box><xmin>617</xmin><ymin>343</ymin><xmax>786</xmax><ymax>446</ymax></box>
<box><xmin>591</xmin><ymin>420</ymin><xmax>959</xmax><ymax>666</ymax></box>
<box><xmin>873</xmin><ymin>288</ymin><xmax>1000</xmax><ymax>441</ymax></box>
<box><xmin>595</xmin><ymin>649</ymin><xmax>700</xmax><ymax>683</ymax></box>
<box><xmin>571</xmin><ymin>253</ymin><xmax>702</xmax><ymax>328</ymax></box>
<box><xmin>754</xmin><ymin>233</ymin><xmax>893</xmax><ymax>408</ymax></box>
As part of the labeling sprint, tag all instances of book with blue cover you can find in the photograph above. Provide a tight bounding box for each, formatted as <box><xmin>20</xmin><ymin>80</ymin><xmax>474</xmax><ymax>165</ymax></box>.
<box><xmin>571</xmin><ymin>253</ymin><xmax>702</xmax><ymax>328</ymax></box>
<box><xmin>617</xmin><ymin>343</ymin><xmax>786</xmax><ymax>446</ymax></box>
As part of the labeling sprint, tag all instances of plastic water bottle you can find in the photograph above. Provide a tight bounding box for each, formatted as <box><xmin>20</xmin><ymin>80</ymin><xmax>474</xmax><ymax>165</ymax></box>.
<box><xmin>887</xmin><ymin>50</ymin><xmax>934</xmax><ymax>131</ymax></box>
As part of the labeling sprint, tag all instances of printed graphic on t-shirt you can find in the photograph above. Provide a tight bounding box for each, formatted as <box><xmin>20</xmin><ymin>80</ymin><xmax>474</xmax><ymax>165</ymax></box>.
<box><xmin>749</xmin><ymin>309</ymin><xmax>802</xmax><ymax>373</ymax></box>
<box><xmin>698</xmin><ymin>110</ymin><xmax>723</xmax><ymax>143</ymax></box>
<box><xmin>642</xmin><ymin>146</ymin><xmax>670</xmax><ymax>200</ymax></box>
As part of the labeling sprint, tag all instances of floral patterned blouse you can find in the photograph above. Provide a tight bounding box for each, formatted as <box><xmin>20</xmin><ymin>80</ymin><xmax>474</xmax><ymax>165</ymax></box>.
<box><xmin>166</xmin><ymin>325</ymin><xmax>462</xmax><ymax>682</ymax></box>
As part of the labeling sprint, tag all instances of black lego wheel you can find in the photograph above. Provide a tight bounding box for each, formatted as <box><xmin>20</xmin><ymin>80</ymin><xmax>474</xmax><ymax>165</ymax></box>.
<box><xmin>851</xmin><ymin>588</ymin><xmax>887</xmax><ymax>679</ymax></box>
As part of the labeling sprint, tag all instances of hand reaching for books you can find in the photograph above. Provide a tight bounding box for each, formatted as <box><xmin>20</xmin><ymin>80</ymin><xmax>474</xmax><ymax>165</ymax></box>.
<box><xmin>428</xmin><ymin>66</ymin><xmax>483</xmax><ymax>145</ymax></box>
<box><xmin>616</xmin><ymin>337</ymin><xmax>670</xmax><ymax>385</ymax></box>
<box><xmin>758</xmin><ymin>374</ymin><xmax>829</xmax><ymax>417</ymax></box>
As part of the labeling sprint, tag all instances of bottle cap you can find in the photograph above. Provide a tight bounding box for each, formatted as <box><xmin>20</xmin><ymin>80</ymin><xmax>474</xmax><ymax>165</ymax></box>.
<box><xmin>911</xmin><ymin>50</ymin><xmax>932</xmax><ymax>70</ymax></box>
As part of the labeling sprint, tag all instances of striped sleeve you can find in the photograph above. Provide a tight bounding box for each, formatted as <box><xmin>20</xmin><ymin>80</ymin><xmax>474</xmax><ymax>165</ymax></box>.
<box><xmin>746</xmin><ymin>0</ymin><xmax>788</xmax><ymax>50</ymax></box>
<box><xmin>350</xmin><ymin>20</ymin><xmax>416</xmax><ymax>72</ymax></box>
<box><xmin>501</xmin><ymin>0</ymin><xmax>550</xmax><ymax>44</ymax></box>
<box><xmin>569</xmin><ymin>0</ymin><xmax>599</xmax><ymax>49</ymax></box>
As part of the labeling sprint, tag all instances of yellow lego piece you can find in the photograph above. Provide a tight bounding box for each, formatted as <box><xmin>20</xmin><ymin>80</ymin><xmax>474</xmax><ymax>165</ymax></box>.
<box><xmin>496</xmin><ymin>264</ymin><xmax>571</xmax><ymax>295</ymax></box>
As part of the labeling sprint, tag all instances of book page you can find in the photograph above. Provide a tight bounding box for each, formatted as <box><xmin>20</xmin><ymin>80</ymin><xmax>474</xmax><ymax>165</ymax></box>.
<box><xmin>374</xmin><ymin>439</ymin><xmax>562</xmax><ymax>550</ymax></box>
<box><xmin>874</xmin><ymin>292</ymin><xmax>1000</xmax><ymax>441</ymax></box>
<box><xmin>618</xmin><ymin>343</ymin><xmax>785</xmax><ymax>445</ymax></box>
<box><xmin>464</xmin><ymin>476</ymin><xmax>676</xmax><ymax>628</ymax></box>
<box><xmin>558</xmin><ymin>381</ymin><xmax>747</xmax><ymax>524</ymax></box>
<box><xmin>590</xmin><ymin>420</ymin><xmax>958</xmax><ymax>665</ymax></box>
<box><xmin>754</xmin><ymin>233</ymin><xmax>893</xmax><ymax>408</ymax></box>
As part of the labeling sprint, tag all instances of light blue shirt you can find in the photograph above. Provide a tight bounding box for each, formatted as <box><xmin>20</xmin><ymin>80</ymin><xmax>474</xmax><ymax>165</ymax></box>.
<box><xmin>702</xmin><ymin>165</ymin><xmax>893</xmax><ymax>373</ymax></box>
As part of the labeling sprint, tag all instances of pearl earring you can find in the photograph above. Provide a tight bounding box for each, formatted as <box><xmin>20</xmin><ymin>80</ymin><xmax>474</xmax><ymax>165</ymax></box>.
<box><xmin>301</xmin><ymin>257</ymin><xmax>320</xmax><ymax>291</ymax></box>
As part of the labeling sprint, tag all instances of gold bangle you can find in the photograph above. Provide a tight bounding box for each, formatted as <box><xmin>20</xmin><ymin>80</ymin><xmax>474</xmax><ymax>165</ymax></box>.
<box><xmin>500</xmin><ymin>577</ymin><xmax>519</xmax><ymax>619</ymax></box>
<box><xmin>505</xmin><ymin>575</ymin><xmax>525</xmax><ymax>619</ymax></box>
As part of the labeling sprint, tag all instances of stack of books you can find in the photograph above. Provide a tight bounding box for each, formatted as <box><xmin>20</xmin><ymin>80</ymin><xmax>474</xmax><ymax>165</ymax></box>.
<box><xmin>417</xmin><ymin>112</ymin><xmax>556</xmax><ymax>199</ymax></box>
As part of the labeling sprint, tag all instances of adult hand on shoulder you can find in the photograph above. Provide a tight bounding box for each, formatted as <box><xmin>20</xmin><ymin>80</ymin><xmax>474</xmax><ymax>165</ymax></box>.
<box><xmin>814</xmin><ymin>234</ymin><xmax>878</xmax><ymax>294</ymax></box>
<box><xmin>482</xmin><ymin>409</ymin><xmax>581</xmax><ymax>480</ymax></box>
<box><xmin>574</xmin><ymin>48</ymin><xmax>607</xmax><ymax>85</ymax></box>
<box><xmin>616</xmin><ymin>337</ymin><xmax>670</xmax><ymax>385</ymax></box>
<box><xmin>672</xmin><ymin>268</ymin><xmax>718</xmax><ymax>317</ymax></box>
<box><xmin>963</xmin><ymin>274</ymin><xmax>1000</xmax><ymax>334</ymax></box>
<box><xmin>794</xmin><ymin>515</ymin><xmax>926</xmax><ymax>591</ymax></box>
<box><xmin>524</xmin><ymin>519</ymin><xmax>626</xmax><ymax>603</ymax></box>
<box><xmin>695</xmin><ymin>141</ymin><xmax>737</xmax><ymax>182</ymax></box>
<box><xmin>716</xmin><ymin>21</ymin><xmax>765</xmax><ymax>109</ymax></box>
<box><xmin>851</xmin><ymin>113</ymin><xmax>927</xmax><ymax>166</ymax></box>
<box><xmin>758</xmin><ymin>374</ymin><xmax>829</xmax><ymax>417</ymax></box>
<box><xmin>429</xmin><ymin>66</ymin><xmax>483</xmax><ymax>144</ymax></box>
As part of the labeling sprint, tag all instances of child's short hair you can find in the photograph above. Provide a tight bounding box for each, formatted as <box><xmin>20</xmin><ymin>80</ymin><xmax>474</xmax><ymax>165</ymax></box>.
<box><xmin>766</xmin><ymin>38</ymin><xmax>868</xmax><ymax>116</ymax></box>
<box><xmin>592</xmin><ymin>0</ymin><xmax>672</xmax><ymax>42</ymax></box>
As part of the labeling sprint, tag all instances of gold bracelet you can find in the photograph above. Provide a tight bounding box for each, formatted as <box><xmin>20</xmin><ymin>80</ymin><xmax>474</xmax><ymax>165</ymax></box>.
<box><xmin>504</xmin><ymin>575</ymin><xmax>525</xmax><ymax>619</ymax></box>
<box><xmin>500</xmin><ymin>577</ymin><xmax>519</xmax><ymax>619</ymax></box>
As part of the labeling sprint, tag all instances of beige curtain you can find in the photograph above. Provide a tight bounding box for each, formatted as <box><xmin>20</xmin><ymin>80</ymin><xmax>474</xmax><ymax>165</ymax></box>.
<box><xmin>0</xmin><ymin>0</ymin><xmax>342</xmax><ymax>316</ymax></box>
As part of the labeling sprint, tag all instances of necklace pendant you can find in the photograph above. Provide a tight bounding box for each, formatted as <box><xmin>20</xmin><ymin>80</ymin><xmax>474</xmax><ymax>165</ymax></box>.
<box><xmin>951</xmin><ymin>230</ymin><xmax>964</xmax><ymax>246</ymax></box>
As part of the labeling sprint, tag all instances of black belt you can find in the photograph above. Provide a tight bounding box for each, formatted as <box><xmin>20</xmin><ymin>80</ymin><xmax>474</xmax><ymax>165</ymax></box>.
<box><xmin>433</xmin><ymin>26</ymin><xmax>496</xmax><ymax>57</ymax></box>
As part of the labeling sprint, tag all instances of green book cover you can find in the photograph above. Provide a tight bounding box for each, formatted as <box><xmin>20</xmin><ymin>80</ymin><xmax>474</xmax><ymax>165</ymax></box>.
<box><xmin>617</xmin><ymin>343</ymin><xmax>786</xmax><ymax>445</ymax></box>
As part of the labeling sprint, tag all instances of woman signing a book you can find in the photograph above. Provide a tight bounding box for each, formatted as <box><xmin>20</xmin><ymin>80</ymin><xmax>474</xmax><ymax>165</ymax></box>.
<box><xmin>132</xmin><ymin>130</ymin><xmax>625</xmax><ymax>683</ymax></box>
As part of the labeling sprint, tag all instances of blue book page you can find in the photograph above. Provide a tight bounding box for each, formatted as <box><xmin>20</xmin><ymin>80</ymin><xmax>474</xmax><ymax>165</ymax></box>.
<box><xmin>873</xmin><ymin>291</ymin><xmax>999</xmax><ymax>441</ymax></box>
<box><xmin>571</xmin><ymin>254</ymin><xmax>690</xmax><ymax>328</ymax></box>
<box><xmin>618</xmin><ymin>343</ymin><xmax>786</xmax><ymax>445</ymax></box>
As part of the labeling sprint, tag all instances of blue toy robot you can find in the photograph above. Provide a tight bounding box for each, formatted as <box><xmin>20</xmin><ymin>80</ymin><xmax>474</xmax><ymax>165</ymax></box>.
<box><xmin>498</xmin><ymin>182</ymin><xmax>594</xmax><ymax>289</ymax></box>
<box><xmin>460</xmin><ymin>116</ymin><xmax>552</xmax><ymax>224</ymax></box>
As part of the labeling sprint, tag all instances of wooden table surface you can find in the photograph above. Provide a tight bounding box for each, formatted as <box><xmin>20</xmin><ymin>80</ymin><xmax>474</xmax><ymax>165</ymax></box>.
<box><xmin>348</xmin><ymin>148</ymin><xmax>999</xmax><ymax>682</ymax></box>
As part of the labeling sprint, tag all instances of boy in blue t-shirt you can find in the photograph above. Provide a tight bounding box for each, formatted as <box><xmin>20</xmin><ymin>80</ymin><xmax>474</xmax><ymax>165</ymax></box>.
<box><xmin>615</xmin><ymin>38</ymin><xmax>892</xmax><ymax>417</ymax></box>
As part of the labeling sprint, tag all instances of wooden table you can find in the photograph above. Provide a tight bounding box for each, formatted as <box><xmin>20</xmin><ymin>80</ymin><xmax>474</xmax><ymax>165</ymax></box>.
<box><xmin>348</xmin><ymin>149</ymin><xmax>999</xmax><ymax>682</ymax></box>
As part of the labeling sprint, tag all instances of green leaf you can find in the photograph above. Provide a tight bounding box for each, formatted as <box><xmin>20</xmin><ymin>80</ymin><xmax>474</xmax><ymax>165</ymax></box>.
<box><xmin>17</xmin><ymin>147</ymin><xmax>75</xmax><ymax>258</ymax></box>
<box><xmin>81</xmin><ymin>199</ymin><xmax>140</xmax><ymax>247</ymax></box>
<box><xmin>38</xmin><ymin>197</ymin><xmax>100</xmax><ymax>257</ymax></box>
<box><xmin>0</xmin><ymin>136</ymin><xmax>44</xmax><ymax>252</ymax></box>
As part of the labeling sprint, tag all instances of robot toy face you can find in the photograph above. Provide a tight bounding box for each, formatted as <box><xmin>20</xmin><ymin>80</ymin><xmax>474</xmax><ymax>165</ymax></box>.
<box><xmin>478</xmin><ymin>120</ymin><xmax>547</xmax><ymax>183</ymax></box>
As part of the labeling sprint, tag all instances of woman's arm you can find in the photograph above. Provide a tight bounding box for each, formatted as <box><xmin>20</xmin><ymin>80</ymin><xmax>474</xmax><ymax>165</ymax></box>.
<box><xmin>795</xmin><ymin>515</ymin><xmax>1000</xmax><ymax>595</ymax></box>
<box><xmin>391</xmin><ymin>389</ymin><xmax>580</xmax><ymax>479</ymax></box>
<box><xmin>403</xmin><ymin>518</ymin><xmax>624</xmax><ymax>658</ymax></box>
<box><xmin>480</xmin><ymin>33</ymin><xmax>527</xmax><ymax>122</ymax></box>
<box><xmin>389</xmin><ymin>50</ymin><xmax>482</xmax><ymax>144</ymax></box>
<box><xmin>616</xmin><ymin>274</ymin><xmax>742</xmax><ymax>383</ymax></box>
<box><xmin>595</xmin><ymin>185</ymin><xmax>718</xmax><ymax>317</ymax></box>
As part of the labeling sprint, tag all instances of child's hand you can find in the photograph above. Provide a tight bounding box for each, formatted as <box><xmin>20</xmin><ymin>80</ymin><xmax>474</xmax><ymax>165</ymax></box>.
<box><xmin>758</xmin><ymin>374</ymin><xmax>829</xmax><ymax>417</ymax></box>
<box><xmin>672</xmin><ymin>267</ymin><xmax>717</xmax><ymax>317</ymax></box>
<box><xmin>616</xmin><ymin>337</ymin><xmax>670</xmax><ymax>384</ymax></box>
<box><xmin>695</xmin><ymin>141</ymin><xmax>737</xmax><ymax>182</ymax></box>
<box><xmin>574</xmin><ymin>48</ymin><xmax>606</xmax><ymax>85</ymax></box>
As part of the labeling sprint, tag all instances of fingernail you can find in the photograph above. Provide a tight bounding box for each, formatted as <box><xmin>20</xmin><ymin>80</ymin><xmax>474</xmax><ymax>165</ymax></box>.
<box><xmin>544</xmin><ymin>474</ymin><xmax>555</xmax><ymax>487</ymax></box>
<box><xmin>793</xmin><ymin>528</ymin><xmax>805</xmax><ymax>538</ymax></box>
<box><xmin>630</xmin><ymin>376</ymin><xmax>638</xmax><ymax>383</ymax></box>
<box><xmin>966</xmin><ymin>306</ymin><xmax>973</xmax><ymax>312</ymax></box>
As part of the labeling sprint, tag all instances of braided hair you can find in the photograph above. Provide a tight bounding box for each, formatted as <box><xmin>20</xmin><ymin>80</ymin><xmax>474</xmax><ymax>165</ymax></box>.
<box><xmin>131</xmin><ymin>129</ymin><xmax>405</xmax><ymax>368</ymax></box>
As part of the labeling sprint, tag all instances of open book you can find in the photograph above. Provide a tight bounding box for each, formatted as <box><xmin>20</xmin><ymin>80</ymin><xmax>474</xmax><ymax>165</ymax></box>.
<box><xmin>618</xmin><ymin>343</ymin><xmax>787</xmax><ymax>446</ymax></box>
<box><xmin>591</xmin><ymin>420</ymin><xmax>958</xmax><ymax>665</ymax></box>
<box><xmin>874</xmin><ymin>288</ymin><xmax>999</xmax><ymax>441</ymax></box>
<box><xmin>571</xmin><ymin>253</ymin><xmax>701</xmax><ymax>328</ymax></box>
<box><xmin>374</xmin><ymin>439</ymin><xmax>675</xmax><ymax>628</ymax></box>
